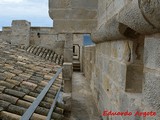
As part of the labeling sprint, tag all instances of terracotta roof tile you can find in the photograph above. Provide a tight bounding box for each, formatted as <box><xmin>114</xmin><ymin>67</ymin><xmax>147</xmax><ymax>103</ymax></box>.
<box><xmin>14</xmin><ymin>86</ymin><xmax>30</xmax><ymax>94</ymax></box>
<box><xmin>16</xmin><ymin>99</ymin><xmax>31</xmax><ymax>108</ymax></box>
<box><xmin>0</xmin><ymin>111</ymin><xmax>21</xmax><ymax>120</ymax></box>
<box><xmin>4</xmin><ymin>89</ymin><xmax>26</xmax><ymax>98</ymax></box>
<box><xmin>5</xmin><ymin>79</ymin><xmax>21</xmax><ymax>86</ymax></box>
<box><xmin>7</xmin><ymin>104</ymin><xmax>26</xmax><ymax>116</ymax></box>
<box><xmin>23</xmin><ymin>95</ymin><xmax>36</xmax><ymax>103</ymax></box>
<box><xmin>0</xmin><ymin>100</ymin><xmax>11</xmax><ymax>110</ymax></box>
<box><xmin>12</xmin><ymin>76</ymin><xmax>24</xmax><ymax>81</ymax></box>
<box><xmin>0</xmin><ymin>94</ymin><xmax>19</xmax><ymax>104</ymax></box>
<box><xmin>0</xmin><ymin>86</ymin><xmax>6</xmax><ymax>93</ymax></box>
<box><xmin>20</xmin><ymin>81</ymin><xmax>37</xmax><ymax>91</ymax></box>
<box><xmin>0</xmin><ymin>74</ymin><xmax>7</xmax><ymax>81</ymax></box>
<box><xmin>0</xmin><ymin>81</ymin><xmax>15</xmax><ymax>89</ymax></box>
<box><xmin>0</xmin><ymin>41</ymin><xmax>64</xmax><ymax>119</ymax></box>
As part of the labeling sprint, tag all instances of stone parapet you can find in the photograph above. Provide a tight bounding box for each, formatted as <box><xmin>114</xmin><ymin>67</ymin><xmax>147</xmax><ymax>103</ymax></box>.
<box><xmin>11</xmin><ymin>20</ymin><xmax>31</xmax><ymax>48</ymax></box>
<box><xmin>63</xmin><ymin>62</ymin><xmax>73</xmax><ymax>93</ymax></box>
<box><xmin>49</xmin><ymin>0</ymin><xmax>98</xmax><ymax>33</ymax></box>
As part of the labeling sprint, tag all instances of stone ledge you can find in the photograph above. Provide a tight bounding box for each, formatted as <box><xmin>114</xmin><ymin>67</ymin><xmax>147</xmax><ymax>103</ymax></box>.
<box><xmin>92</xmin><ymin>0</ymin><xmax>160</xmax><ymax>43</ymax></box>
<box><xmin>117</xmin><ymin>0</ymin><xmax>160</xmax><ymax>34</ymax></box>
<box><xmin>91</xmin><ymin>15</ymin><xmax>131</xmax><ymax>43</ymax></box>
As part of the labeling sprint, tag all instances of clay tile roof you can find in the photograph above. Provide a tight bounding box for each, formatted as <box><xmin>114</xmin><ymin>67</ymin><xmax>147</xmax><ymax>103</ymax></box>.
<box><xmin>0</xmin><ymin>41</ymin><xmax>64</xmax><ymax>120</ymax></box>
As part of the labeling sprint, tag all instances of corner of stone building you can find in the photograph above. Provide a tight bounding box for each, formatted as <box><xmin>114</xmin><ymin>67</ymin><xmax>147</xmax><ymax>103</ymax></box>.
<box><xmin>11</xmin><ymin>20</ymin><xmax>31</xmax><ymax>48</ymax></box>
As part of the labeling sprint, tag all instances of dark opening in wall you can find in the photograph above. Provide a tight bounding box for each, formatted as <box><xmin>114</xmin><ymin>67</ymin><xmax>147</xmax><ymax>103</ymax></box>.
<box><xmin>73</xmin><ymin>46</ymin><xmax>75</xmax><ymax>54</ymax></box>
<box><xmin>119</xmin><ymin>23</ymin><xmax>140</xmax><ymax>39</ymax></box>
<box><xmin>125</xmin><ymin>36</ymin><xmax>145</xmax><ymax>93</ymax></box>
<box><xmin>37</xmin><ymin>33</ymin><xmax>40</xmax><ymax>38</ymax></box>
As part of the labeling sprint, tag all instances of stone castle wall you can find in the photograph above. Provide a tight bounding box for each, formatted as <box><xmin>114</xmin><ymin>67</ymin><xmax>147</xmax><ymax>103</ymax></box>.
<box><xmin>0</xmin><ymin>21</ymin><xmax>65</xmax><ymax>55</ymax></box>
<box><xmin>30</xmin><ymin>27</ymin><xmax>65</xmax><ymax>55</ymax></box>
<box><xmin>0</xmin><ymin>27</ymin><xmax>12</xmax><ymax>43</ymax></box>
<box><xmin>11</xmin><ymin>20</ymin><xmax>31</xmax><ymax>47</ymax></box>
<box><xmin>49</xmin><ymin>0</ymin><xmax>97</xmax><ymax>33</ymax></box>
<box><xmin>82</xmin><ymin>0</ymin><xmax>160</xmax><ymax>120</ymax></box>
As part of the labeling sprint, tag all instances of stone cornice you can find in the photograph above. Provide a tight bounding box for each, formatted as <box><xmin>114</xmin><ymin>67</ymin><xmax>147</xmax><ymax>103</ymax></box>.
<box><xmin>117</xmin><ymin>0</ymin><xmax>160</xmax><ymax>34</ymax></box>
<box><xmin>91</xmin><ymin>15</ymin><xmax>127</xmax><ymax>43</ymax></box>
<box><xmin>92</xmin><ymin>0</ymin><xmax>160</xmax><ymax>43</ymax></box>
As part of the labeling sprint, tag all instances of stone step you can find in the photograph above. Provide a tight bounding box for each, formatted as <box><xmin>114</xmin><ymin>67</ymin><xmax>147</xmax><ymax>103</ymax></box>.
<box><xmin>73</xmin><ymin>61</ymin><xmax>80</xmax><ymax>72</ymax></box>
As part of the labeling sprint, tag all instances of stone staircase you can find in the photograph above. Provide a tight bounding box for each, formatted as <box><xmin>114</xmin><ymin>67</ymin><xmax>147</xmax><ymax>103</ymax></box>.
<box><xmin>73</xmin><ymin>60</ymin><xmax>80</xmax><ymax>72</ymax></box>
<box><xmin>20</xmin><ymin>45</ymin><xmax>64</xmax><ymax>65</ymax></box>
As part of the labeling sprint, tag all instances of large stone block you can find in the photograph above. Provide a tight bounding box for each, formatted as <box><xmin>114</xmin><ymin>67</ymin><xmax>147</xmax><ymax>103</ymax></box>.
<box><xmin>108</xmin><ymin>60</ymin><xmax>127</xmax><ymax>89</ymax></box>
<box><xmin>62</xmin><ymin>62</ymin><xmax>73</xmax><ymax>80</ymax></box>
<box><xmin>143</xmin><ymin>71</ymin><xmax>160</xmax><ymax>115</ymax></box>
<box><xmin>49</xmin><ymin>0</ymin><xmax>71</xmax><ymax>9</ymax></box>
<box><xmin>111</xmin><ymin>40</ymin><xmax>133</xmax><ymax>62</ymax></box>
<box><xmin>53</xmin><ymin>20</ymin><xmax>97</xmax><ymax>33</ymax></box>
<box><xmin>64</xmin><ymin>33</ymin><xmax>73</xmax><ymax>49</ymax></box>
<box><xmin>49</xmin><ymin>9</ymin><xmax>97</xmax><ymax>20</ymax></box>
<box><xmin>63</xmin><ymin>62</ymin><xmax>73</xmax><ymax>93</ymax></box>
<box><xmin>144</xmin><ymin>34</ymin><xmax>160</xmax><ymax>70</ymax></box>
<box><xmin>71</xmin><ymin>0</ymin><xmax>97</xmax><ymax>9</ymax></box>
<box><xmin>98</xmin><ymin>0</ymin><xmax>108</xmax><ymax>20</ymax></box>
<box><xmin>126</xmin><ymin>65</ymin><xmax>143</xmax><ymax>93</ymax></box>
<box><xmin>58</xmin><ymin>34</ymin><xmax>66</xmax><ymax>41</ymax></box>
<box><xmin>64</xmin><ymin>79</ymin><xmax>72</xmax><ymax>93</ymax></box>
<box><xmin>119</xmin><ymin>92</ymin><xmax>142</xmax><ymax>120</ymax></box>
<box><xmin>11</xmin><ymin>35</ymin><xmax>30</xmax><ymax>47</ymax></box>
<box><xmin>64</xmin><ymin>48</ymin><xmax>73</xmax><ymax>62</ymax></box>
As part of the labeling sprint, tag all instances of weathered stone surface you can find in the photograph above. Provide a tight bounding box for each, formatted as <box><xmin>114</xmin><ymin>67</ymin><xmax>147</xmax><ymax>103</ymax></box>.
<box><xmin>143</xmin><ymin>72</ymin><xmax>160</xmax><ymax>114</ymax></box>
<box><xmin>11</xmin><ymin>20</ymin><xmax>31</xmax><ymax>47</ymax></box>
<box><xmin>139</xmin><ymin>0</ymin><xmax>160</xmax><ymax>29</ymax></box>
<box><xmin>49</xmin><ymin>9</ymin><xmax>97</xmax><ymax>19</ymax></box>
<box><xmin>126</xmin><ymin>65</ymin><xmax>143</xmax><ymax>93</ymax></box>
<box><xmin>117</xmin><ymin>0</ymin><xmax>159</xmax><ymax>34</ymax></box>
<box><xmin>71</xmin><ymin>0</ymin><xmax>97</xmax><ymax>9</ymax></box>
<box><xmin>64</xmin><ymin>49</ymin><xmax>73</xmax><ymax>62</ymax></box>
<box><xmin>49</xmin><ymin>0</ymin><xmax>71</xmax><ymax>9</ymax></box>
<box><xmin>92</xmin><ymin>14</ymin><xmax>140</xmax><ymax>43</ymax></box>
<box><xmin>49</xmin><ymin>0</ymin><xmax>98</xmax><ymax>33</ymax></box>
<box><xmin>144</xmin><ymin>34</ymin><xmax>160</xmax><ymax>70</ymax></box>
<box><xmin>53</xmin><ymin>20</ymin><xmax>97</xmax><ymax>33</ymax></box>
<box><xmin>63</xmin><ymin>62</ymin><xmax>73</xmax><ymax>80</ymax></box>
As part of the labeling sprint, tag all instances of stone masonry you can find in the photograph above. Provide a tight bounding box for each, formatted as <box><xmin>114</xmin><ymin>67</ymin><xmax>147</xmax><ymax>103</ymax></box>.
<box><xmin>49</xmin><ymin>0</ymin><xmax>97</xmax><ymax>33</ymax></box>
<box><xmin>49</xmin><ymin>0</ymin><xmax>160</xmax><ymax>119</ymax></box>
<box><xmin>0</xmin><ymin>0</ymin><xmax>160</xmax><ymax>119</ymax></box>
<box><xmin>11</xmin><ymin>20</ymin><xmax>31</xmax><ymax>48</ymax></box>
<box><xmin>82</xmin><ymin>0</ymin><xmax>160</xmax><ymax>120</ymax></box>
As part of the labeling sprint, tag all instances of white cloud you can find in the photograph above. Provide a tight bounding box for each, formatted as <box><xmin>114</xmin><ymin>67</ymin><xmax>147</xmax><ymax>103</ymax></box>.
<box><xmin>0</xmin><ymin>0</ymin><xmax>49</xmax><ymax>17</ymax></box>
<box><xmin>0</xmin><ymin>0</ymin><xmax>52</xmax><ymax>30</ymax></box>
<box><xmin>0</xmin><ymin>0</ymin><xmax>24</xmax><ymax>3</ymax></box>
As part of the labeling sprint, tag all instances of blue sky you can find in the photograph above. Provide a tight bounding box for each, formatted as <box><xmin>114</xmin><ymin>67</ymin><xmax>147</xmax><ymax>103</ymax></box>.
<box><xmin>0</xmin><ymin>0</ymin><xmax>53</xmax><ymax>30</ymax></box>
